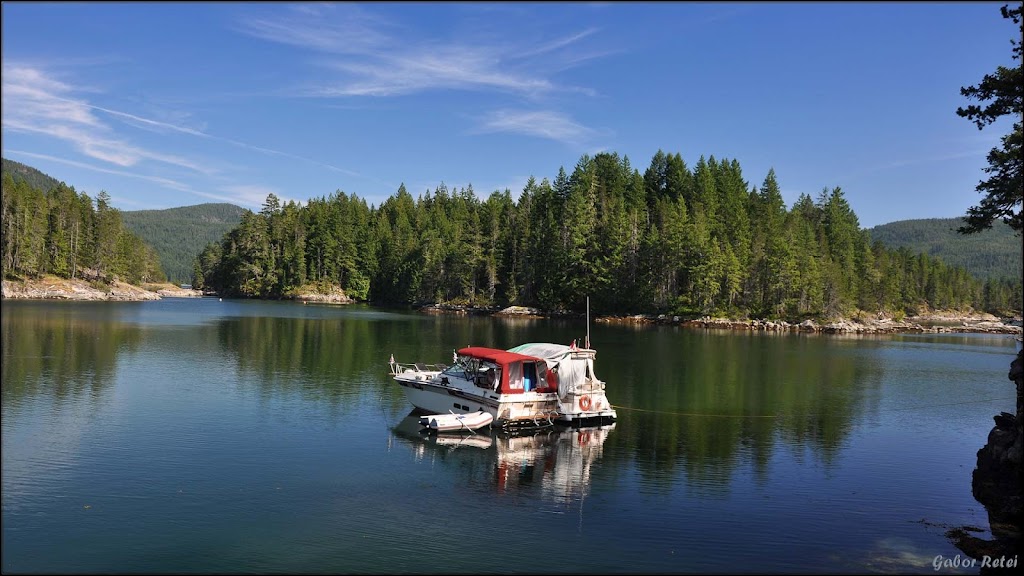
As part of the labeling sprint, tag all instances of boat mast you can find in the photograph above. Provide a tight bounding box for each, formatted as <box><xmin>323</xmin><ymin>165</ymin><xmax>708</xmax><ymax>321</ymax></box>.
<box><xmin>586</xmin><ymin>296</ymin><xmax>590</xmax><ymax>349</ymax></box>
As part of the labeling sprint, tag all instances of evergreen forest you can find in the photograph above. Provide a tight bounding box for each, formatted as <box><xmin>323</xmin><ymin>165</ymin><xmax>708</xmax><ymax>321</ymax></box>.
<box><xmin>1</xmin><ymin>172</ymin><xmax>165</xmax><ymax>285</ymax></box>
<box><xmin>121</xmin><ymin>204</ymin><xmax>246</xmax><ymax>284</ymax></box>
<box><xmin>868</xmin><ymin>217</ymin><xmax>1021</xmax><ymax>280</ymax></box>
<box><xmin>193</xmin><ymin>151</ymin><xmax>1022</xmax><ymax>318</ymax></box>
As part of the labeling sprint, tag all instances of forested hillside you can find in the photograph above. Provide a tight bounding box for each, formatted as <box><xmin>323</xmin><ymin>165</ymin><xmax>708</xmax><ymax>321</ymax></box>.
<box><xmin>868</xmin><ymin>218</ymin><xmax>1021</xmax><ymax>279</ymax></box>
<box><xmin>868</xmin><ymin>218</ymin><xmax>1022</xmax><ymax>314</ymax></box>
<box><xmin>122</xmin><ymin>204</ymin><xmax>245</xmax><ymax>283</ymax></box>
<box><xmin>2</xmin><ymin>158</ymin><xmax>62</xmax><ymax>193</ymax></box>
<box><xmin>195</xmin><ymin>151</ymin><xmax>1019</xmax><ymax>317</ymax></box>
<box><xmin>1</xmin><ymin>172</ymin><xmax>164</xmax><ymax>285</ymax></box>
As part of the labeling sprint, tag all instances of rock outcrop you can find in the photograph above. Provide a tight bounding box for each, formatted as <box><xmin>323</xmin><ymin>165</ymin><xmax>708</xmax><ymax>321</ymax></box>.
<box><xmin>1</xmin><ymin>277</ymin><xmax>161</xmax><ymax>301</ymax></box>
<box><xmin>951</xmin><ymin>349</ymin><xmax>1023</xmax><ymax>567</ymax></box>
<box><xmin>493</xmin><ymin>306</ymin><xmax>546</xmax><ymax>318</ymax></box>
<box><xmin>156</xmin><ymin>287</ymin><xmax>204</xmax><ymax>298</ymax></box>
<box><xmin>289</xmin><ymin>286</ymin><xmax>353</xmax><ymax>304</ymax></box>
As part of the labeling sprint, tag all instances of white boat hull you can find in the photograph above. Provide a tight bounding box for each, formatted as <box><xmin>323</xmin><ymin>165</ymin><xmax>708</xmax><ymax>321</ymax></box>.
<box><xmin>395</xmin><ymin>373</ymin><xmax>562</xmax><ymax>426</ymax></box>
<box><xmin>396</xmin><ymin>372</ymin><xmax>499</xmax><ymax>415</ymax></box>
<box><xmin>395</xmin><ymin>372</ymin><xmax>613</xmax><ymax>428</ymax></box>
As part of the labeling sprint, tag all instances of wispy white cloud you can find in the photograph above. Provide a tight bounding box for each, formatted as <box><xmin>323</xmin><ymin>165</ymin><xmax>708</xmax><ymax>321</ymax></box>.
<box><xmin>1</xmin><ymin>64</ymin><xmax>216</xmax><ymax>175</ymax></box>
<box><xmin>88</xmin><ymin>105</ymin><xmax>210</xmax><ymax>138</ymax></box>
<box><xmin>236</xmin><ymin>5</ymin><xmax>600</xmax><ymax>99</ymax></box>
<box><xmin>238</xmin><ymin>3</ymin><xmax>390</xmax><ymax>55</ymax></box>
<box><xmin>2</xmin><ymin>67</ymin><xmax>101</xmax><ymax>125</ymax></box>
<box><xmin>235</xmin><ymin>5</ymin><xmax>612</xmax><ymax>146</ymax></box>
<box><xmin>474</xmin><ymin>109</ymin><xmax>595</xmax><ymax>145</ymax></box>
<box><xmin>1</xmin><ymin>63</ymin><xmax>375</xmax><ymax>187</ymax></box>
<box><xmin>513</xmin><ymin>28</ymin><xmax>600</xmax><ymax>60</ymax></box>
<box><xmin>314</xmin><ymin>49</ymin><xmax>554</xmax><ymax>98</ymax></box>
<box><xmin>88</xmin><ymin>102</ymin><xmax>364</xmax><ymax>178</ymax></box>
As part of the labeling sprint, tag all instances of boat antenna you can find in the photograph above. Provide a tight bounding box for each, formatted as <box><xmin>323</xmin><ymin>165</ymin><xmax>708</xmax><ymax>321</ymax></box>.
<box><xmin>586</xmin><ymin>296</ymin><xmax>591</xmax><ymax>349</ymax></box>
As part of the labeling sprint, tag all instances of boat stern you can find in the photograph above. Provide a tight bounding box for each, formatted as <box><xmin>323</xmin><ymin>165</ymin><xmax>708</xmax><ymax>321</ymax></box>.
<box><xmin>557</xmin><ymin>389</ymin><xmax>617</xmax><ymax>425</ymax></box>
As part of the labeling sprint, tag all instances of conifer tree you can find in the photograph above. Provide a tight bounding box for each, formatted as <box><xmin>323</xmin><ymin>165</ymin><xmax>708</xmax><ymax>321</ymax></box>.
<box><xmin>956</xmin><ymin>4</ymin><xmax>1023</xmax><ymax>234</ymax></box>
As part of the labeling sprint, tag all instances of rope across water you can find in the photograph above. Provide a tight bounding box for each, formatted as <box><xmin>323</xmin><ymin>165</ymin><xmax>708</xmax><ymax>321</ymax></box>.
<box><xmin>608</xmin><ymin>396</ymin><xmax>1016</xmax><ymax>419</ymax></box>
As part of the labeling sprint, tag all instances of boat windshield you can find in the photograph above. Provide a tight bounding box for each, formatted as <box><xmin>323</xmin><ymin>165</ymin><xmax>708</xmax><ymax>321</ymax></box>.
<box><xmin>443</xmin><ymin>357</ymin><xmax>501</xmax><ymax>390</ymax></box>
<box><xmin>441</xmin><ymin>363</ymin><xmax>469</xmax><ymax>381</ymax></box>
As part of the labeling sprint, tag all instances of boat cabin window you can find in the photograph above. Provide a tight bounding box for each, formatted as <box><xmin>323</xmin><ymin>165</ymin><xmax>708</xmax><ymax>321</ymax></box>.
<box><xmin>507</xmin><ymin>362</ymin><xmax>522</xmax><ymax>390</ymax></box>
<box><xmin>506</xmin><ymin>361</ymin><xmax>539</xmax><ymax>392</ymax></box>
<box><xmin>475</xmin><ymin>361</ymin><xmax>501</xmax><ymax>390</ymax></box>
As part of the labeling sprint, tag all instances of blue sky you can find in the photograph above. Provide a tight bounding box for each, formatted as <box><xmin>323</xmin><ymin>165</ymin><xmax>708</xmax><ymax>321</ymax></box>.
<box><xmin>1</xmin><ymin>2</ymin><xmax>1017</xmax><ymax>228</ymax></box>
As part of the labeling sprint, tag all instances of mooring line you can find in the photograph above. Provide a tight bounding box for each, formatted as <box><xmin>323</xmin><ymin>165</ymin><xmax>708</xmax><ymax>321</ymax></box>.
<box><xmin>609</xmin><ymin>396</ymin><xmax>1016</xmax><ymax>419</ymax></box>
<box><xmin>609</xmin><ymin>405</ymin><xmax>777</xmax><ymax>418</ymax></box>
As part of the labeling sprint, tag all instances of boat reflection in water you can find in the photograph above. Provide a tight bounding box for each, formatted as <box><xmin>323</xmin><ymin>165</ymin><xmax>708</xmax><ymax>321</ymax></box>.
<box><xmin>391</xmin><ymin>414</ymin><xmax>615</xmax><ymax>501</ymax></box>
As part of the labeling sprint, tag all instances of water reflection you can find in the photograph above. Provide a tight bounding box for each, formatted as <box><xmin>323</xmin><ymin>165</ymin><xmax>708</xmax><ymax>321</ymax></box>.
<box><xmin>1</xmin><ymin>302</ymin><xmax>142</xmax><ymax>412</ymax></box>
<box><xmin>215</xmin><ymin>314</ymin><xmax>379</xmax><ymax>380</ymax></box>
<box><xmin>596</xmin><ymin>330</ymin><xmax>885</xmax><ymax>494</ymax></box>
<box><xmin>2</xmin><ymin>300</ymin><xmax>1009</xmax><ymax>573</ymax></box>
<box><xmin>392</xmin><ymin>415</ymin><xmax>614</xmax><ymax>504</ymax></box>
<box><xmin>213</xmin><ymin>307</ymin><xmax>888</xmax><ymax>493</ymax></box>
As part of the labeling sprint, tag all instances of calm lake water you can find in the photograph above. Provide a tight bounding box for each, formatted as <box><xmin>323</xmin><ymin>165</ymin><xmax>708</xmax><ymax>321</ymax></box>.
<box><xmin>1</xmin><ymin>298</ymin><xmax>1018</xmax><ymax>574</ymax></box>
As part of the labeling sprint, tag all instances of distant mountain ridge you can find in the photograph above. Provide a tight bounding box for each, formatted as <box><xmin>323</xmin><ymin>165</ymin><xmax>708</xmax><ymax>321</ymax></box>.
<box><xmin>2</xmin><ymin>158</ymin><xmax>63</xmax><ymax>192</ymax></box>
<box><xmin>2</xmin><ymin>157</ymin><xmax>245</xmax><ymax>284</ymax></box>
<box><xmin>867</xmin><ymin>217</ymin><xmax>1022</xmax><ymax>280</ymax></box>
<box><xmin>122</xmin><ymin>204</ymin><xmax>246</xmax><ymax>283</ymax></box>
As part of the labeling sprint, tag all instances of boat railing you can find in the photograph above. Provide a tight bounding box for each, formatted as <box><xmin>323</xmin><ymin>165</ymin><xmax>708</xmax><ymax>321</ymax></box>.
<box><xmin>390</xmin><ymin>361</ymin><xmax>447</xmax><ymax>376</ymax></box>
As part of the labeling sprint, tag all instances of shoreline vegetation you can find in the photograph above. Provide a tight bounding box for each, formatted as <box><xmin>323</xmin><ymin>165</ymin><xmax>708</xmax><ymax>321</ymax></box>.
<box><xmin>6</xmin><ymin>276</ymin><xmax>1018</xmax><ymax>336</ymax></box>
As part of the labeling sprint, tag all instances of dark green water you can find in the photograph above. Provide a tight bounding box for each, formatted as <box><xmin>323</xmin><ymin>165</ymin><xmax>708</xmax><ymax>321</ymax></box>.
<box><xmin>1</xmin><ymin>299</ymin><xmax>1017</xmax><ymax>574</ymax></box>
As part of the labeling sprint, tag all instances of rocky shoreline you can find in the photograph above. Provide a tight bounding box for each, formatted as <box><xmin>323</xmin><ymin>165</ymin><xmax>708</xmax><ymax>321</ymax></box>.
<box><xmin>0</xmin><ymin>277</ymin><xmax>354</xmax><ymax>304</ymax></box>
<box><xmin>2</xmin><ymin>277</ymin><xmax>163</xmax><ymax>301</ymax></box>
<box><xmin>949</xmin><ymin>349</ymin><xmax>1022</xmax><ymax>571</ymax></box>
<box><xmin>420</xmin><ymin>304</ymin><xmax>1024</xmax><ymax>336</ymax></box>
<box><xmin>4</xmin><ymin>280</ymin><xmax>1020</xmax><ymax>337</ymax></box>
<box><xmin>594</xmin><ymin>312</ymin><xmax>1022</xmax><ymax>335</ymax></box>
<box><xmin>151</xmin><ymin>285</ymin><xmax>204</xmax><ymax>298</ymax></box>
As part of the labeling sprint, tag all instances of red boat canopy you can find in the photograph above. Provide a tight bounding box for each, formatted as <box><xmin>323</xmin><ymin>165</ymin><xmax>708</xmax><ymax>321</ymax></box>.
<box><xmin>457</xmin><ymin>347</ymin><xmax>542</xmax><ymax>366</ymax></box>
<box><xmin>456</xmin><ymin>347</ymin><xmax>551</xmax><ymax>394</ymax></box>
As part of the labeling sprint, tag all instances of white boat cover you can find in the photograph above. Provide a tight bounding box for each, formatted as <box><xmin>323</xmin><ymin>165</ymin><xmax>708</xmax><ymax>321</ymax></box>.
<box><xmin>507</xmin><ymin>343</ymin><xmax>590</xmax><ymax>399</ymax></box>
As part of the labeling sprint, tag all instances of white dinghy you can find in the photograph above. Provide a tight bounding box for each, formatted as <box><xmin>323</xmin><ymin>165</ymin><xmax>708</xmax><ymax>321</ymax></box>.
<box><xmin>419</xmin><ymin>410</ymin><xmax>494</xmax><ymax>432</ymax></box>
